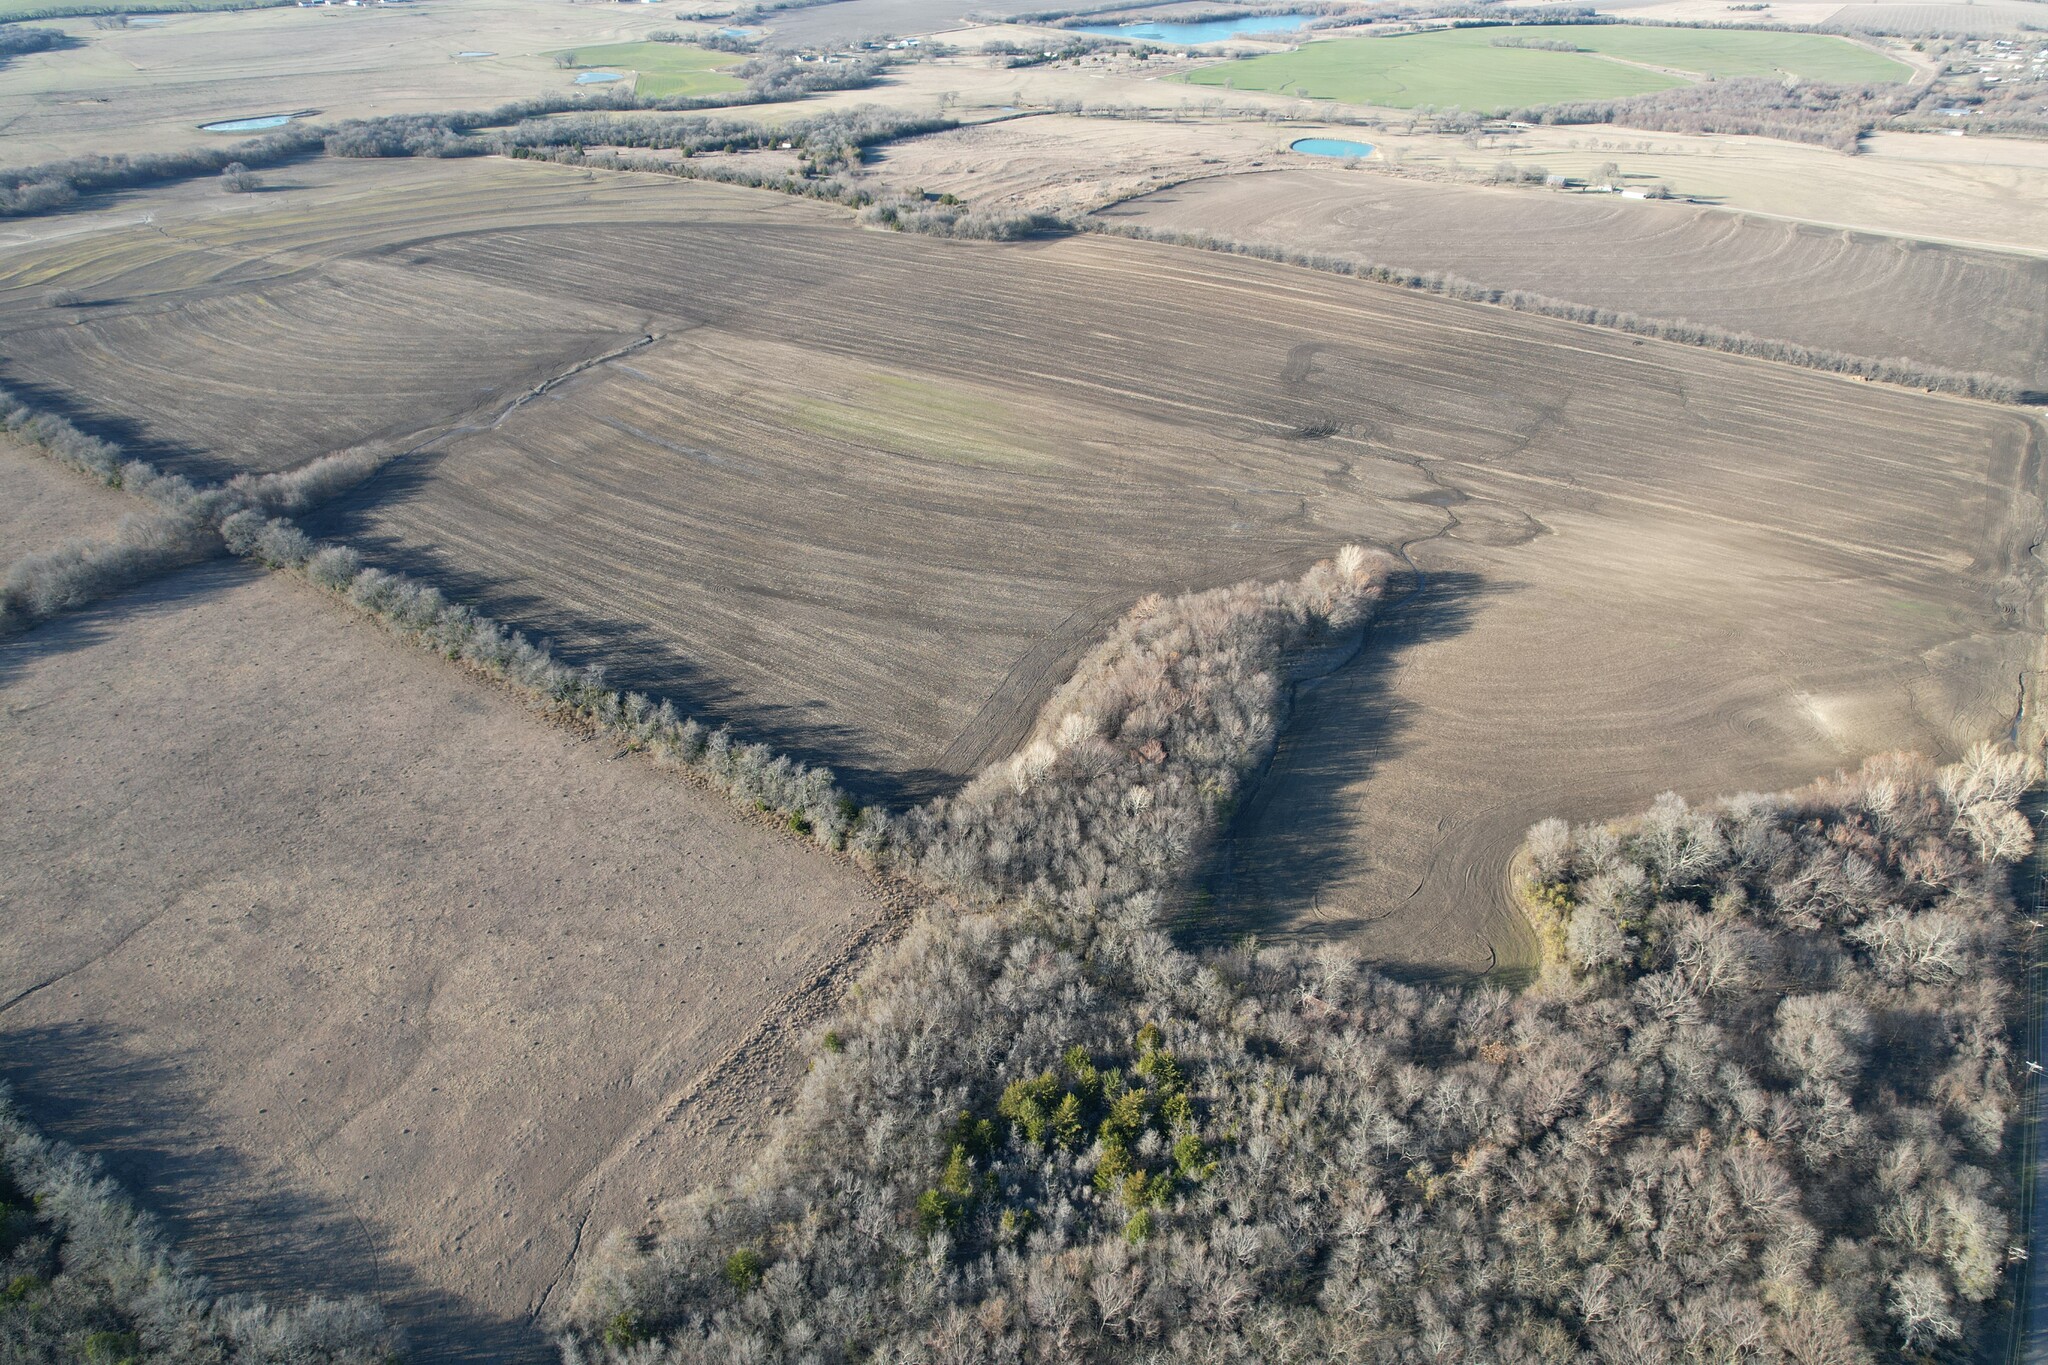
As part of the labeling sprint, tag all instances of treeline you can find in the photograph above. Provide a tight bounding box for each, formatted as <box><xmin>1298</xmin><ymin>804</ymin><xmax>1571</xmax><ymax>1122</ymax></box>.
<box><xmin>558</xmin><ymin>549</ymin><xmax>2036</xmax><ymax>1363</ymax></box>
<box><xmin>0</xmin><ymin>386</ymin><xmax>872</xmax><ymax>845</ymax></box>
<box><xmin>0</xmin><ymin>127</ymin><xmax>323</xmax><ymax>217</ymax></box>
<box><xmin>0</xmin><ymin>27</ymin><xmax>70</xmax><ymax>62</ymax></box>
<box><xmin>494</xmin><ymin>106</ymin><xmax>950</xmax><ymax>176</ymax></box>
<box><xmin>1087</xmin><ymin>220</ymin><xmax>2033</xmax><ymax>402</ymax></box>
<box><xmin>0</xmin><ymin>1083</ymin><xmax>399</xmax><ymax>1363</ymax></box>
<box><xmin>284</xmin><ymin>543</ymin><xmax>878</xmax><ymax>848</ymax></box>
<box><xmin>0</xmin><ymin>0</ymin><xmax>287</xmax><ymax>20</ymax></box>
<box><xmin>858</xmin><ymin>193</ymin><xmax>1068</xmax><ymax>238</ymax></box>
<box><xmin>892</xmin><ymin>547</ymin><xmax>1386</xmax><ymax>905</ymax></box>
<box><xmin>1508</xmin><ymin>76</ymin><xmax>1894</xmax><ymax>152</ymax></box>
<box><xmin>0</xmin><ymin>384</ymin><xmax>379</xmax><ymax>634</ymax></box>
<box><xmin>0</xmin><ymin>59</ymin><xmax>899</xmax><ymax>216</ymax></box>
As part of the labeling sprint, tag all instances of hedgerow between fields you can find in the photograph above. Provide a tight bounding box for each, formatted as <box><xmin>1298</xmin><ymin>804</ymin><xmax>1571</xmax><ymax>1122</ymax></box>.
<box><xmin>1084</xmin><ymin>220</ymin><xmax>2033</xmax><ymax>403</ymax></box>
<box><xmin>0</xmin><ymin>387</ymin><xmax>878</xmax><ymax>843</ymax></box>
<box><xmin>0</xmin><ymin>1083</ymin><xmax>398</xmax><ymax>1363</ymax></box>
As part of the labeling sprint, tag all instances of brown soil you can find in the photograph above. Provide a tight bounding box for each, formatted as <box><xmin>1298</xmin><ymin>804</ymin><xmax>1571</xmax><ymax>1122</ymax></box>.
<box><xmin>1096</xmin><ymin>168</ymin><xmax>2048</xmax><ymax>390</ymax></box>
<box><xmin>0</xmin><ymin>555</ymin><xmax>899</xmax><ymax>1361</ymax></box>
<box><xmin>2</xmin><ymin>160</ymin><xmax>2038</xmax><ymax>982</ymax></box>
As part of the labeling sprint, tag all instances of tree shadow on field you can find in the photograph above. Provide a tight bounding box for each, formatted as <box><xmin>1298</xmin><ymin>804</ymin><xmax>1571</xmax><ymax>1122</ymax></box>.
<box><xmin>0</xmin><ymin>365</ymin><xmax>216</xmax><ymax>482</ymax></box>
<box><xmin>0</xmin><ymin>557</ymin><xmax>244</xmax><ymax>692</ymax></box>
<box><xmin>0</xmin><ymin>1021</ymin><xmax>555</xmax><ymax>1365</ymax></box>
<box><xmin>1187</xmin><ymin>568</ymin><xmax>1498</xmax><ymax>969</ymax></box>
<box><xmin>307</xmin><ymin>450</ymin><xmax>919</xmax><ymax>802</ymax></box>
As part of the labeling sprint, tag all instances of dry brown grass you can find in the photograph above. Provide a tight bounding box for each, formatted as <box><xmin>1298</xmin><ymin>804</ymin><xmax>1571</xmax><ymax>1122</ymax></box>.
<box><xmin>0</xmin><ymin>551</ymin><xmax>899</xmax><ymax>1361</ymax></box>
<box><xmin>0</xmin><ymin>431</ymin><xmax>131</xmax><ymax>558</ymax></box>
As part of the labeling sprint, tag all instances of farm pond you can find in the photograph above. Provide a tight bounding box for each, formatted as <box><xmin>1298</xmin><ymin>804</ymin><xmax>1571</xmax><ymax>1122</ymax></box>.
<box><xmin>1290</xmin><ymin>137</ymin><xmax>1376</xmax><ymax>159</ymax></box>
<box><xmin>200</xmin><ymin>114</ymin><xmax>299</xmax><ymax>132</ymax></box>
<box><xmin>1074</xmin><ymin>12</ymin><xmax>1317</xmax><ymax>43</ymax></box>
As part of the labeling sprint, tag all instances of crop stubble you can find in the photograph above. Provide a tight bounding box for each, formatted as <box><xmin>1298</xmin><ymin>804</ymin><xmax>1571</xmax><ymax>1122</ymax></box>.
<box><xmin>1</xmin><ymin>162</ymin><xmax>2037</xmax><ymax>978</ymax></box>
<box><xmin>1099</xmin><ymin>169</ymin><xmax>2048</xmax><ymax>390</ymax></box>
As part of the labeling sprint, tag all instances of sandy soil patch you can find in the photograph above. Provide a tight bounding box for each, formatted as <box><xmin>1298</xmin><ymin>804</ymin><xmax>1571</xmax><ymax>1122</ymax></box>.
<box><xmin>0</xmin><ymin>433</ymin><xmax>134</xmax><ymax>561</ymax></box>
<box><xmin>0</xmin><ymin>558</ymin><xmax>895</xmax><ymax>1361</ymax></box>
<box><xmin>1100</xmin><ymin>167</ymin><xmax>2048</xmax><ymax>386</ymax></box>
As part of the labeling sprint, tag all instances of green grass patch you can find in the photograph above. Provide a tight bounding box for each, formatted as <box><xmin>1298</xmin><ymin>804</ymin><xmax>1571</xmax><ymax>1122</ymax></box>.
<box><xmin>1179</xmin><ymin>24</ymin><xmax>1908</xmax><ymax>112</ymax></box>
<box><xmin>552</xmin><ymin>41</ymin><xmax>744</xmax><ymax>99</ymax></box>
<box><xmin>1560</xmin><ymin>25</ymin><xmax>1910</xmax><ymax>82</ymax></box>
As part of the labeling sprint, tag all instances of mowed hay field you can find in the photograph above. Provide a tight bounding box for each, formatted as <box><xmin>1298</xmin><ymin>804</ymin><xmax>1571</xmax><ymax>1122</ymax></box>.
<box><xmin>1</xmin><ymin>160</ymin><xmax>2039</xmax><ymax>978</ymax></box>
<box><xmin>0</xmin><ymin>552</ymin><xmax>896</xmax><ymax>1362</ymax></box>
<box><xmin>1102</xmin><ymin>169</ymin><xmax>2048</xmax><ymax>389</ymax></box>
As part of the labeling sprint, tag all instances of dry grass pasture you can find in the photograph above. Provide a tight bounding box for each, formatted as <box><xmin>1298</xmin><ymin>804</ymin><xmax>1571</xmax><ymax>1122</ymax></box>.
<box><xmin>0</xmin><ymin>551</ymin><xmax>896</xmax><ymax>1362</ymax></box>
<box><xmin>1</xmin><ymin>159</ymin><xmax>2034</xmax><ymax>980</ymax></box>
<box><xmin>1100</xmin><ymin>168</ymin><xmax>2048</xmax><ymax>387</ymax></box>
<box><xmin>0</xmin><ymin>431</ymin><xmax>133</xmax><ymax>559</ymax></box>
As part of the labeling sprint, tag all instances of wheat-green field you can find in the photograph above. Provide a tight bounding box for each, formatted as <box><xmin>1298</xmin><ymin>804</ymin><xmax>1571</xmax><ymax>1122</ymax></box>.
<box><xmin>553</xmin><ymin>40</ymin><xmax>743</xmax><ymax>98</ymax></box>
<box><xmin>1181</xmin><ymin>24</ymin><xmax>1911</xmax><ymax>110</ymax></box>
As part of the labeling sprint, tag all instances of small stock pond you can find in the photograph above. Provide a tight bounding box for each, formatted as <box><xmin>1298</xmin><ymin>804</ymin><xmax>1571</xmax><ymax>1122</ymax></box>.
<box><xmin>574</xmin><ymin>69</ymin><xmax>625</xmax><ymax>83</ymax></box>
<box><xmin>1290</xmin><ymin>137</ymin><xmax>1376</xmax><ymax>159</ymax></box>
<box><xmin>200</xmin><ymin>113</ymin><xmax>299</xmax><ymax>132</ymax></box>
<box><xmin>1074</xmin><ymin>12</ymin><xmax>1316</xmax><ymax>43</ymax></box>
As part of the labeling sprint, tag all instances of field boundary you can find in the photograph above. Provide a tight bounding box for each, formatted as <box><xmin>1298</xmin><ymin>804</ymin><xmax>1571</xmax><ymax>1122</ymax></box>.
<box><xmin>1083</xmin><ymin>212</ymin><xmax>2035</xmax><ymax>404</ymax></box>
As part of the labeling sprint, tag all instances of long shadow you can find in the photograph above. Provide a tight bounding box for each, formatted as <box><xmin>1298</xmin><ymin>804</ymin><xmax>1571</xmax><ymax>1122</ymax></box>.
<box><xmin>1189</xmin><ymin>568</ymin><xmax>1498</xmax><ymax>974</ymax></box>
<box><xmin>308</xmin><ymin>450</ymin><xmax>954</xmax><ymax>804</ymax></box>
<box><xmin>1</xmin><ymin>1022</ymin><xmax>554</xmax><ymax>1365</ymax></box>
<box><xmin>0</xmin><ymin>365</ymin><xmax>216</xmax><ymax>482</ymax></box>
<box><xmin>0</xmin><ymin>556</ymin><xmax>248</xmax><ymax>692</ymax></box>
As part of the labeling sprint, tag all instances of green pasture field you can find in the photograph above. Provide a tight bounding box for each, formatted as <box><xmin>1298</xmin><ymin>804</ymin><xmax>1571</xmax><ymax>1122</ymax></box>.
<box><xmin>553</xmin><ymin>40</ymin><xmax>743</xmax><ymax>98</ymax></box>
<box><xmin>1179</xmin><ymin>24</ymin><xmax>1910</xmax><ymax>111</ymax></box>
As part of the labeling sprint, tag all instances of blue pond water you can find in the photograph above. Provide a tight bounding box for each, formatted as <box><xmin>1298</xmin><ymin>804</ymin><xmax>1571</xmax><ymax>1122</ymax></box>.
<box><xmin>575</xmin><ymin>69</ymin><xmax>625</xmax><ymax>83</ymax></box>
<box><xmin>1073</xmin><ymin>12</ymin><xmax>1315</xmax><ymax>44</ymax></box>
<box><xmin>1290</xmin><ymin>136</ymin><xmax>1375</xmax><ymax>159</ymax></box>
<box><xmin>457</xmin><ymin>49</ymin><xmax>495</xmax><ymax>56</ymax></box>
<box><xmin>200</xmin><ymin>114</ymin><xmax>296</xmax><ymax>132</ymax></box>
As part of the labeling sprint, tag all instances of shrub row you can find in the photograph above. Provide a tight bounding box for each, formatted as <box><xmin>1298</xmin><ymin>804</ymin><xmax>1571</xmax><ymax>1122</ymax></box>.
<box><xmin>0</xmin><ymin>386</ymin><xmax>382</xmax><ymax>634</ymax></box>
<box><xmin>1087</xmin><ymin>220</ymin><xmax>2033</xmax><ymax>403</ymax></box>
<box><xmin>274</xmin><ymin>544</ymin><xmax>876</xmax><ymax>850</ymax></box>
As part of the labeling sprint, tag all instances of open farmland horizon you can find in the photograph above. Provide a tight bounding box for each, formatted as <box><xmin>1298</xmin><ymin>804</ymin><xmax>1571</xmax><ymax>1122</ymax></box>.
<box><xmin>4</xmin><ymin>3</ymin><xmax>2048</xmax><ymax>1354</ymax></box>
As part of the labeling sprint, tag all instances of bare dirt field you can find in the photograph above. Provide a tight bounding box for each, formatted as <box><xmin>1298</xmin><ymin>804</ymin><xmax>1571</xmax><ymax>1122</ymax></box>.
<box><xmin>1098</xmin><ymin>167</ymin><xmax>2048</xmax><ymax>387</ymax></box>
<box><xmin>0</xmin><ymin>0</ymin><xmax>695</xmax><ymax>164</ymax></box>
<box><xmin>2</xmin><ymin>158</ymin><xmax>2038</xmax><ymax>982</ymax></box>
<box><xmin>0</xmin><ymin>552</ymin><xmax>897</xmax><ymax>1362</ymax></box>
<box><xmin>0</xmin><ymin>432</ymin><xmax>133</xmax><ymax>559</ymax></box>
